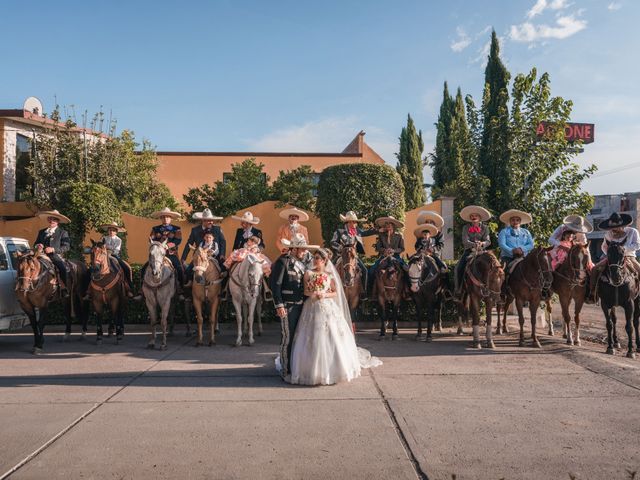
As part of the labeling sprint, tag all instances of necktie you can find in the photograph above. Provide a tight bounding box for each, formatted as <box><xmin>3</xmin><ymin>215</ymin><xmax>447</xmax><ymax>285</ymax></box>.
<box><xmin>469</xmin><ymin>226</ymin><xmax>481</xmax><ymax>234</ymax></box>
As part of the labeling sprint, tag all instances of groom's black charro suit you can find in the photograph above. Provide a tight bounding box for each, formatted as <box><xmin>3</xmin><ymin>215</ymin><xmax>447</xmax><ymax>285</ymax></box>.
<box><xmin>270</xmin><ymin>252</ymin><xmax>306</xmax><ymax>376</ymax></box>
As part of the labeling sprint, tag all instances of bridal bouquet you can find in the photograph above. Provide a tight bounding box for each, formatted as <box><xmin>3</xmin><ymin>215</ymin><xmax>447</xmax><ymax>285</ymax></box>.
<box><xmin>308</xmin><ymin>273</ymin><xmax>329</xmax><ymax>294</ymax></box>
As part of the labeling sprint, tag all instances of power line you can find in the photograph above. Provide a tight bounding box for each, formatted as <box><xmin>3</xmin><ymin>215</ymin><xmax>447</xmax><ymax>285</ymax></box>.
<box><xmin>591</xmin><ymin>161</ymin><xmax>640</xmax><ymax>178</ymax></box>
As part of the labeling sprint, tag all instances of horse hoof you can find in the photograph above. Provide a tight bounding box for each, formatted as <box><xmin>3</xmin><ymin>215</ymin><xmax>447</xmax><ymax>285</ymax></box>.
<box><xmin>575</xmin><ymin>340</ymin><xmax>581</xmax><ymax>347</ymax></box>
<box><xmin>562</xmin><ymin>334</ymin><xmax>567</xmax><ymax>339</ymax></box>
<box><xmin>208</xmin><ymin>341</ymin><xmax>215</xmax><ymax>347</ymax></box>
<box><xmin>566</xmin><ymin>339</ymin><xmax>574</xmax><ymax>346</ymax></box>
<box><xmin>392</xmin><ymin>334</ymin><xmax>398</xmax><ymax>340</ymax></box>
<box><xmin>606</xmin><ymin>347</ymin><xmax>615</xmax><ymax>355</ymax></box>
<box><xmin>116</xmin><ymin>337</ymin><xmax>122</xmax><ymax>345</ymax></box>
<box><xmin>615</xmin><ymin>342</ymin><xmax>622</xmax><ymax>349</ymax></box>
<box><xmin>160</xmin><ymin>344</ymin><xmax>167</xmax><ymax>351</ymax></box>
<box><xmin>435</xmin><ymin>326</ymin><xmax>442</xmax><ymax>332</ymax></box>
<box><xmin>457</xmin><ymin>327</ymin><xmax>464</xmax><ymax>336</ymax></box>
<box><xmin>31</xmin><ymin>347</ymin><xmax>43</xmax><ymax>355</ymax></box>
<box><xmin>495</xmin><ymin>329</ymin><xmax>502</xmax><ymax>336</ymax></box>
<box><xmin>248</xmin><ymin>339</ymin><xmax>255</xmax><ymax>346</ymax></box>
<box><xmin>626</xmin><ymin>351</ymin><xmax>636</xmax><ymax>359</ymax></box>
<box><xmin>378</xmin><ymin>334</ymin><xmax>385</xmax><ymax>341</ymax></box>
<box><xmin>472</xmin><ymin>341</ymin><xmax>482</xmax><ymax>349</ymax></box>
<box><xmin>414</xmin><ymin>334</ymin><xmax>421</xmax><ymax>341</ymax></box>
<box><xmin>79</xmin><ymin>332</ymin><xmax>87</xmax><ymax>341</ymax></box>
<box><xmin>532</xmin><ymin>340</ymin><xmax>542</xmax><ymax>348</ymax></box>
<box><xmin>146</xmin><ymin>343</ymin><xmax>155</xmax><ymax>350</ymax></box>
<box><xmin>234</xmin><ymin>340</ymin><xmax>242</xmax><ymax>347</ymax></box>
<box><xmin>62</xmin><ymin>333</ymin><xmax>71</xmax><ymax>342</ymax></box>
<box><xmin>518</xmin><ymin>339</ymin><xmax>525</xmax><ymax>347</ymax></box>
<box><xmin>503</xmin><ymin>326</ymin><xmax>509</xmax><ymax>334</ymax></box>
<box><xmin>426</xmin><ymin>336</ymin><xmax>433</xmax><ymax>343</ymax></box>
<box><xmin>485</xmin><ymin>341</ymin><xmax>495</xmax><ymax>349</ymax></box>
<box><xmin>215</xmin><ymin>328</ymin><xmax>220</xmax><ymax>334</ymax></box>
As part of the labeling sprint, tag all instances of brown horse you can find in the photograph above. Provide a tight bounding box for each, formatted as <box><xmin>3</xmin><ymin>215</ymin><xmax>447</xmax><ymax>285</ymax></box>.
<box><xmin>374</xmin><ymin>256</ymin><xmax>406</xmax><ymax>340</ymax></box>
<box><xmin>190</xmin><ymin>246</ymin><xmax>223</xmax><ymax>346</ymax></box>
<box><xmin>337</xmin><ymin>243</ymin><xmax>363</xmax><ymax>330</ymax></box>
<box><xmin>458</xmin><ymin>250</ymin><xmax>504</xmax><ymax>349</ymax></box>
<box><xmin>89</xmin><ymin>241</ymin><xmax>126</xmax><ymax>345</ymax></box>
<box><xmin>15</xmin><ymin>250</ymin><xmax>89</xmax><ymax>354</ymax></box>
<box><xmin>498</xmin><ymin>247</ymin><xmax>553</xmax><ymax>348</ymax></box>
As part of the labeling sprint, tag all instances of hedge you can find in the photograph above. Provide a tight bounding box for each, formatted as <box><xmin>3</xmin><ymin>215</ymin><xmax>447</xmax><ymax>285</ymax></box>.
<box><xmin>315</xmin><ymin>163</ymin><xmax>406</xmax><ymax>246</ymax></box>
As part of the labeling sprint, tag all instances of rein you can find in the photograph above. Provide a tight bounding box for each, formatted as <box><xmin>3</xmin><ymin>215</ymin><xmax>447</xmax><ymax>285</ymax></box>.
<box><xmin>514</xmin><ymin>249</ymin><xmax>553</xmax><ymax>292</ymax></box>
<box><xmin>339</xmin><ymin>246</ymin><xmax>359</xmax><ymax>288</ymax></box>
<box><xmin>466</xmin><ymin>252</ymin><xmax>503</xmax><ymax>299</ymax></box>
<box><xmin>554</xmin><ymin>246</ymin><xmax>588</xmax><ymax>290</ymax></box>
<box><xmin>90</xmin><ymin>268</ymin><xmax>123</xmax><ymax>304</ymax></box>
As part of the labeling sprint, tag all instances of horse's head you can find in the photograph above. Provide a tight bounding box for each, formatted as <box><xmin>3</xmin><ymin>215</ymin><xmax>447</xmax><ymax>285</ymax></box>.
<box><xmin>90</xmin><ymin>240</ymin><xmax>110</xmax><ymax>277</ymax></box>
<box><xmin>341</xmin><ymin>244</ymin><xmax>358</xmax><ymax>286</ymax></box>
<box><xmin>567</xmin><ymin>243</ymin><xmax>589</xmax><ymax>282</ymax></box>
<box><xmin>15</xmin><ymin>250</ymin><xmax>39</xmax><ymax>293</ymax></box>
<box><xmin>148</xmin><ymin>240</ymin><xmax>168</xmax><ymax>279</ymax></box>
<box><xmin>245</xmin><ymin>253</ymin><xmax>265</xmax><ymax>298</ymax></box>
<box><xmin>407</xmin><ymin>253</ymin><xmax>425</xmax><ymax>293</ymax></box>
<box><xmin>191</xmin><ymin>246</ymin><xmax>210</xmax><ymax>285</ymax></box>
<box><xmin>606</xmin><ymin>241</ymin><xmax>626</xmax><ymax>286</ymax></box>
<box><xmin>531</xmin><ymin>246</ymin><xmax>554</xmax><ymax>290</ymax></box>
<box><xmin>477</xmin><ymin>251</ymin><xmax>504</xmax><ymax>301</ymax></box>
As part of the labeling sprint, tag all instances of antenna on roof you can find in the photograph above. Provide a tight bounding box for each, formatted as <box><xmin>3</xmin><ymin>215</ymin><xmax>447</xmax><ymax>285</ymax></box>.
<box><xmin>23</xmin><ymin>97</ymin><xmax>44</xmax><ymax>116</ymax></box>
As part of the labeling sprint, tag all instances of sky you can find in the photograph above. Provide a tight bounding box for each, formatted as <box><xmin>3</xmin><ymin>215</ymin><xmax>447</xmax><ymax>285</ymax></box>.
<box><xmin>1</xmin><ymin>0</ymin><xmax>638</xmax><ymax>195</ymax></box>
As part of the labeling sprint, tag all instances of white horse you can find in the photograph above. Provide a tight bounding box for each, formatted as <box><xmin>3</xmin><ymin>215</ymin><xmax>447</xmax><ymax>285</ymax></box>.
<box><xmin>229</xmin><ymin>254</ymin><xmax>265</xmax><ymax>346</ymax></box>
<box><xmin>143</xmin><ymin>240</ymin><xmax>176</xmax><ymax>350</ymax></box>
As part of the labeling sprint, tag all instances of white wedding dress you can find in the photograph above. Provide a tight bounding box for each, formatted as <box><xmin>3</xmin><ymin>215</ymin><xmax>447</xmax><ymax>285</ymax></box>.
<box><xmin>287</xmin><ymin>266</ymin><xmax>381</xmax><ymax>386</ymax></box>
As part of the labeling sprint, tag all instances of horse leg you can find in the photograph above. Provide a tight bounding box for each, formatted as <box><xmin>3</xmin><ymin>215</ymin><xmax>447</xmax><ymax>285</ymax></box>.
<box><xmin>530</xmin><ymin>298</ymin><xmax>541</xmax><ymax>348</ymax></box>
<box><xmin>24</xmin><ymin>305</ymin><xmax>42</xmax><ymax>354</ymax></box>
<box><xmin>194</xmin><ymin>295</ymin><xmax>204</xmax><ymax>347</ymax></box>
<box><xmin>146</xmin><ymin>295</ymin><xmax>157</xmax><ymax>349</ymax></box>
<box><xmin>457</xmin><ymin>295</ymin><xmax>466</xmax><ymax>335</ymax></box>
<box><xmin>624</xmin><ymin>301</ymin><xmax>636</xmax><ymax>359</ymax></box>
<box><xmin>485</xmin><ymin>299</ymin><xmax>495</xmax><ymax>349</ymax></box>
<box><xmin>470</xmin><ymin>295</ymin><xmax>481</xmax><ymax>349</ymax></box>
<box><xmin>391</xmin><ymin>301</ymin><xmax>399</xmax><ymax>340</ymax></box>
<box><xmin>634</xmin><ymin>297</ymin><xmax>640</xmax><ymax>353</ymax></box>
<box><xmin>612</xmin><ymin>309</ymin><xmax>621</xmax><ymax>349</ymax></box>
<box><xmin>233</xmin><ymin>297</ymin><xmax>243</xmax><ymax>346</ymax></box>
<box><xmin>209</xmin><ymin>295</ymin><xmax>220</xmax><ymax>346</ymax></box>
<box><xmin>247</xmin><ymin>299</ymin><xmax>256</xmax><ymax>346</ymax></box>
<box><xmin>183</xmin><ymin>298</ymin><xmax>192</xmax><ymax>337</ymax></box>
<box><xmin>160</xmin><ymin>298</ymin><xmax>170</xmax><ymax>351</ymax></box>
<box><xmin>255</xmin><ymin>296</ymin><xmax>263</xmax><ymax>337</ymax></box>
<box><xmin>515</xmin><ymin>298</ymin><xmax>526</xmax><ymax>347</ymax></box>
<box><xmin>603</xmin><ymin>305</ymin><xmax>615</xmax><ymax>355</ymax></box>
<box><xmin>95</xmin><ymin>303</ymin><xmax>104</xmax><ymax>345</ymax></box>
<box><xmin>435</xmin><ymin>298</ymin><xmax>443</xmax><ymax>332</ymax></box>
<box><xmin>560</xmin><ymin>296</ymin><xmax>573</xmax><ymax>345</ymax></box>
<box><xmin>426</xmin><ymin>302</ymin><xmax>434</xmax><ymax>343</ymax></box>
<box><xmin>574</xmin><ymin>298</ymin><xmax>584</xmax><ymax>347</ymax></box>
<box><xmin>114</xmin><ymin>296</ymin><xmax>124</xmax><ymax>344</ymax></box>
<box><xmin>62</xmin><ymin>297</ymin><xmax>72</xmax><ymax>342</ymax></box>
<box><xmin>377</xmin><ymin>302</ymin><xmax>386</xmax><ymax>339</ymax></box>
<box><xmin>415</xmin><ymin>300</ymin><xmax>423</xmax><ymax>340</ymax></box>
<box><xmin>497</xmin><ymin>295</ymin><xmax>511</xmax><ymax>335</ymax></box>
<box><xmin>545</xmin><ymin>300</ymin><xmax>554</xmax><ymax>336</ymax></box>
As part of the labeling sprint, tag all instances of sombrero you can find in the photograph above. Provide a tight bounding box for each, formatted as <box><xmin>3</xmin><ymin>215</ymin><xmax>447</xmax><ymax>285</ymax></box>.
<box><xmin>36</xmin><ymin>209</ymin><xmax>70</xmax><ymax>224</ymax></box>
<box><xmin>339</xmin><ymin>211</ymin><xmax>367</xmax><ymax>223</ymax></box>
<box><xmin>231</xmin><ymin>211</ymin><xmax>260</xmax><ymax>225</ymax></box>
<box><xmin>279</xmin><ymin>207</ymin><xmax>310</xmax><ymax>222</ymax></box>
<box><xmin>416</xmin><ymin>211</ymin><xmax>444</xmax><ymax>229</ymax></box>
<box><xmin>598</xmin><ymin>212</ymin><xmax>633</xmax><ymax>230</ymax></box>
<box><xmin>460</xmin><ymin>205</ymin><xmax>491</xmax><ymax>222</ymax></box>
<box><xmin>414</xmin><ymin>223</ymin><xmax>438</xmax><ymax>238</ymax></box>
<box><xmin>99</xmin><ymin>222</ymin><xmax>126</xmax><ymax>233</ymax></box>
<box><xmin>499</xmin><ymin>209</ymin><xmax>532</xmax><ymax>225</ymax></box>
<box><xmin>151</xmin><ymin>207</ymin><xmax>182</xmax><ymax>220</ymax></box>
<box><xmin>375</xmin><ymin>216</ymin><xmax>404</xmax><ymax>229</ymax></box>
<box><xmin>280</xmin><ymin>233</ymin><xmax>319</xmax><ymax>251</ymax></box>
<box><xmin>192</xmin><ymin>208</ymin><xmax>223</xmax><ymax>222</ymax></box>
<box><xmin>563</xmin><ymin>215</ymin><xmax>593</xmax><ymax>234</ymax></box>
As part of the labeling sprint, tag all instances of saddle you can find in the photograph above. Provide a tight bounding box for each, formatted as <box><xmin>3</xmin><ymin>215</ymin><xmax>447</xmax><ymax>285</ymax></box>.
<box><xmin>505</xmin><ymin>257</ymin><xmax>524</xmax><ymax>276</ymax></box>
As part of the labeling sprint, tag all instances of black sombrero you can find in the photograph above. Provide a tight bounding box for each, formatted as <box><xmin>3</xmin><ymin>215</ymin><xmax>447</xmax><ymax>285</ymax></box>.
<box><xmin>598</xmin><ymin>212</ymin><xmax>633</xmax><ymax>230</ymax></box>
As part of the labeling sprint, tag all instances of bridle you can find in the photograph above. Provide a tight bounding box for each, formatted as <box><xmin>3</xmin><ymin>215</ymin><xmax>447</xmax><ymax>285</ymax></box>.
<box><xmin>554</xmin><ymin>245</ymin><xmax>588</xmax><ymax>288</ymax></box>
<box><xmin>340</xmin><ymin>245</ymin><xmax>358</xmax><ymax>287</ymax></box>
<box><xmin>519</xmin><ymin>248</ymin><xmax>553</xmax><ymax>292</ymax></box>
<box><xmin>192</xmin><ymin>248</ymin><xmax>223</xmax><ymax>287</ymax></box>
<box><xmin>90</xmin><ymin>245</ymin><xmax>110</xmax><ymax>281</ymax></box>
<box><xmin>466</xmin><ymin>251</ymin><xmax>504</xmax><ymax>300</ymax></box>
<box><xmin>606</xmin><ymin>245</ymin><xmax>629</xmax><ymax>288</ymax></box>
<box><xmin>408</xmin><ymin>254</ymin><xmax>439</xmax><ymax>290</ymax></box>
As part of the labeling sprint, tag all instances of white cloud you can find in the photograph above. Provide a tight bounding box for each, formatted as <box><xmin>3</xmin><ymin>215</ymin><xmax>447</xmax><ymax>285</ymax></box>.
<box><xmin>526</xmin><ymin>0</ymin><xmax>570</xmax><ymax>19</ymax></box>
<box><xmin>608</xmin><ymin>2</ymin><xmax>622</xmax><ymax>11</ymax></box>
<box><xmin>450</xmin><ymin>27</ymin><xmax>472</xmax><ymax>52</ymax></box>
<box><xmin>510</xmin><ymin>14</ymin><xmax>587</xmax><ymax>42</ymax></box>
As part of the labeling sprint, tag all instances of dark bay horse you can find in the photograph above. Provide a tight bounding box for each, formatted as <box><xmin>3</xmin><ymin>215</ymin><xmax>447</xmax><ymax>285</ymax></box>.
<box><xmin>89</xmin><ymin>241</ymin><xmax>126</xmax><ymax>344</ymax></box>
<box><xmin>407</xmin><ymin>253</ymin><xmax>444</xmax><ymax>342</ymax></box>
<box><xmin>15</xmin><ymin>251</ymin><xmax>89</xmax><ymax>354</ymax></box>
<box><xmin>190</xmin><ymin>246</ymin><xmax>223</xmax><ymax>346</ymax></box>
<box><xmin>498</xmin><ymin>247</ymin><xmax>553</xmax><ymax>348</ymax></box>
<box><xmin>337</xmin><ymin>243</ymin><xmax>364</xmax><ymax>330</ymax></box>
<box><xmin>548</xmin><ymin>243</ymin><xmax>590</xmax><ymax>345</ymax></box>
<box><xmin>597</xmin><ymin>242</ymin><xmax>640</xmax><ymax>359</ymax></box>
<box><xmin>374</xmin><ymin>256</ymin><xmax>406</xmax><ymax>340</ymax></box>
<box><xmin>458</xmin><ymin>250</ymin><xmax>504</xmax><ymax>349</ymax></box>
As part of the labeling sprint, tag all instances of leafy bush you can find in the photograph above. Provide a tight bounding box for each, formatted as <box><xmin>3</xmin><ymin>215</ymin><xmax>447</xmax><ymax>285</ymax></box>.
<box><xmin>315</xmin><ymin>163</ymin><xmax>406</xmax><ymax>245</ymax></box>
<box><xmin>270</xmin><ymin>165</ymin><xmax>316</xmax><ymax>211</ymax></box>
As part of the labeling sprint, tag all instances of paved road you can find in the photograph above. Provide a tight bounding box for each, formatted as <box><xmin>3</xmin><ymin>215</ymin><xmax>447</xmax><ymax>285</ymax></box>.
<box><xmin>1</xmin><ymin>315</ymin><xmax>639</xmax><ymax>480</ymax></box>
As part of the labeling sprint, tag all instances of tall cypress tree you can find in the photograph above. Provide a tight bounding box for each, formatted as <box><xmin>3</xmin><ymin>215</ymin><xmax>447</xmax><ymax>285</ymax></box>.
<box><xmin>430</xmin><ymin>82</ymin><xmax>455</xmax><ymax>198</ymax></box>
<box><xmin>479</xmin><ymin>30</ymin><xmax>511</xmax><ymax>215</ymax></box>
<box><xmin>396</xmin><ymin>114</ymin><xmax>426</xmax><ymax>209</ymax></box>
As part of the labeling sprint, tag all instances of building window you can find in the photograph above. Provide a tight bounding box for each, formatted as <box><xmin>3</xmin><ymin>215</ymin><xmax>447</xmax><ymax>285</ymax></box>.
<box><xmin>15</xmin><ymin>134</ymin><xmax>33</xmax><ymax>201</ymax></box>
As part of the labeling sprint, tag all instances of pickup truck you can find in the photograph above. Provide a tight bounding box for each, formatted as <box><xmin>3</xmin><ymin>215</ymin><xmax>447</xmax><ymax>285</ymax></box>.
<box><xmin>0</xmin><ymin>237</ymin><xmax>31</xmax><ymax>331</ymax></box>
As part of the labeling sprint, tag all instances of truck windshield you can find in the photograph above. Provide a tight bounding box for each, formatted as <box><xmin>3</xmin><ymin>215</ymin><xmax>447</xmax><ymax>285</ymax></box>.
<box><xmin>0</xmin><ymin>244</ymin><xmax>8</xmax><ymax>271</ymax></box>
<box><xmin>6</xmin><ymin>243</ymin><xmax>30</xmax><ymax>270</ymax></box>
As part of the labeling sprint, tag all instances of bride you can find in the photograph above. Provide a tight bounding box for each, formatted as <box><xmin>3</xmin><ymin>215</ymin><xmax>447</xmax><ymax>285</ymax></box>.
<box><xmin>287</xmin><ymin>247</ymin><xmax>381</xmax><ymax>386</ymax></box>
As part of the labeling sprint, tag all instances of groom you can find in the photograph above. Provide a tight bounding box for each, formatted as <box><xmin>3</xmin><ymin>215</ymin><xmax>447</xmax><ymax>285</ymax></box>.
<box><xmin>270</xmin><ymin>233</ymin><xmax>319</xmax><ymax>377</ymax></box>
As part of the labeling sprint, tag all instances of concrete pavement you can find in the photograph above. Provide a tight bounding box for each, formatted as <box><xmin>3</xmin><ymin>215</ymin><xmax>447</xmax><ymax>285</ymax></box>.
<box><xmin>0</xmin><ymin>315</ymin><xmax>639</xmax><ymax>480</ymax></box>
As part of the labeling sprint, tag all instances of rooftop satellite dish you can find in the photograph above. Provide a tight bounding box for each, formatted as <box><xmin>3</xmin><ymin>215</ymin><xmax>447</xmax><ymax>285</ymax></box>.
<box><xmin>23</xmin><ymin>97</ymin><xmax>44</xmax><ymax>116</ymax></box>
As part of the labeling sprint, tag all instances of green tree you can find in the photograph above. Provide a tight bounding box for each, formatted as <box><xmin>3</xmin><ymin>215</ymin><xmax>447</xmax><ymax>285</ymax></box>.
<box><xmin>270</xmin><ymin>165</ymin><xmax>316</xmax><ymax>211</ymax></box>
<box><xmin>183</xmin><ymin>158</ymin><xmax>270</xmax><ymax>217</ymax></box>
<box><xmin>396</xmin><ymin>114</ymin><xmax>426</xmax><ymax>209</ymax></box>
<box><xmin>507</xmin><ymin>68</ymin><xmax>596</xmax><ymax>242</ymax></box>
<box><xmin>479</xmin><ymin>30</ymin><xmax>512</xmax><ymax>215</ymax></box>
<box><xmin>316</xmin><ymin>164</ymin><xmax>405</xmax><ymax>246</ymax></box>
<box><xmin>430</xmin><ymin>82</ymin><xmax>455</xmax><ymax>197</ymax></box>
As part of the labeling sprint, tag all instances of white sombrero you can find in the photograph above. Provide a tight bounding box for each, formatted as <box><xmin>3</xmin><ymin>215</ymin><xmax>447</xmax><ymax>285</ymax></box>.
<box><xmin>416</xmin><ymin>211</ymin><xmax>444</xmax><ymax>229</ymax></box>
<box><xmin>375</xmin><ymin>216</ymin><xmax>404</xmax><ymax>228</ymax></box>
<box><xmin>563</xmin><ymin>215</ymin><xmax>593</xmax><ymax>234</ymax></box>
<box><xmin>36</xmin><ymin>209</ymin><xmax>70</xmax><ymax>224</ymax></box>
<box><xmin>280</xmin><ymin>233</ymin><xmax>319</xmax><ymax>251</ymax></box>
<box><xmin>414</xmin><ymin>223</ymin><xmax>438</xmax><ymax>238</ymax></box>
<box><xmin>232</xmin><ymin>211</ymin><xmax>260</xmax><ymax>225</ymax></box>
<box><xmin>499</xmin><ymin>209</ymin><xmax>533</xmax><ymax>225</ymax></box>
<box><xmin>151</xmin><ymin>207</ymin><xmax>182</xmax><ymax>219</ymax></box>
<box><xmin>339</xmin><ymin>211</ymin><xmax>367</xmax><ymax>223</ymax></box>
<box><xmin>459</xmin><ymin>205</ymin><xmax>491</xmax><ymax>222</ymax></box>
<box><xmin>192</xmin><ymin>208</ymin><xmax>223</xmax><ymax>222</ymax></box>
<box><xmin>99</xmin><ymin>222</ymin><xmax>126</xmax><ymax>233</ymax></box>
<box><xmin>279</xmin><ymin>207</ymin><xmax>310</xmax><ymax>222</ymax></box>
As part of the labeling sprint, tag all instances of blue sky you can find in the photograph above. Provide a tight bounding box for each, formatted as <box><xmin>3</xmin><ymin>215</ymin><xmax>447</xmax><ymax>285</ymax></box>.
<box><xmin>1</xmin><ymin>0</ymin><xmax>638</xmax><ymax>195</ymax></box>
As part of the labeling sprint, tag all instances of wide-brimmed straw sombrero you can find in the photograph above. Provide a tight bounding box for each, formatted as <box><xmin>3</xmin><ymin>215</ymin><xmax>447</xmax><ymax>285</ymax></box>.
<box><xmin>192</xmin><ymin>208</ymin><xmax>223</xmax><ymax>222</ymax></box>
<box><xmin>99</xmin><ymin>222</ymin><xmax>126</xmax><ymax>233</ymax></box>
<box><xmin>279</xmin><ymin>207</ymin><xmax>310</xmax><ymax>222</ymax></box>
<box><xmin>339</xmin><ymin>211</ymin><xmax>367</xmax><ymax>223</ymax></box>
<box><xmin>414</xmin><ymin>223</ymin><xmax>438</xmax><ymax>238</ymax></box>
<box><xmin>151</xmin><ymin>207</ymin><xmax>182</xmax><ymax>220</ymax></box>
<box><xmin>416</xmin><ymin>211</ymin><xmax>444</xmax><ymax>229</ymax></box>
<box><xmin>232</xmin><ymin>211</ymin><xmax>260</xmax><ymax>225</ymax></box>
<box><xmin>598</xmin><ymin>212</ymin><xmax>632</xmax><ymax>230</ymax></box>
<box><xmin>563</xmin><ymin>215</ymin><xmax>593</xmax><ymax>234</ymax></box>
<box><xmin>280</xmin><ymin>233</ymin><xmax>319</xmax><ymax>251</ymax></box>
<box><xmin>459</xmin><ymin>205</ymin><xmax>491</xmax><ymax>222</ymax></box>
<box><xmin>375</xmin><ymin>216</ymin><xmax>404</xmax><ymax>229</ymax></box>
<box><xmin>499</xmin><ymin>209</ymin><xmax>532</xmax><ymax>225</ymax></box>
<box><xmin>36</xmin><ymin>209</ymin><xmax>70</xmax><ymax>224</ymax></box>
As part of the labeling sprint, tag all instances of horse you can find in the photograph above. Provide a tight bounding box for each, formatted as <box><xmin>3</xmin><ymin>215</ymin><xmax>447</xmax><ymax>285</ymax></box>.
<box><xmin>15</xmin><ymin>250</ymin><xmax>89</xmax><ymax>354</ymax></box>
<box><xmin>373</xmin><ymin>256</ymin><xmax>406</xmax><ymax>340</ymax></box>
<box><xmin>498</xmin><ymin>247</ymin><xmax>553</xmax><ymax>348</ymax></box>
<box><xmin>336</xmin><ymin>242</ymin><xmax>364</xmax><ymax>328</ymax></box>
<box><xmin>457</xmin><ymin>250</ymin><xmax>504</xmax><ymax>349</ymax></box>
<box><xmin>407</xmin><ymin>252</ymin><xmax>444</xmax><ymax>342</ymax></box>
<box><xmin>228</xmin><ymin>254</ymin><xmax>266</xmax><ymax>346</ymax></box>
<box><xmin>545</xmin><ymin>243</ymin><xmax>591</xmax><ymax>345</ymax></box>
<box><xmin>597</xmin><ymin>242</ymin><xmax>640</xmax><ymax>359</ymax></box>
<box><xmin>142</xmin><ymin>240</ymin><xmax>176</xmax><ymax>350</ymax></box>
<box><xmin>190</xmin><ymin>245</ymin><xmax>224</xmax><ymax>346</ymax></box>
<box><xmin>89</xmin><ymin>240</ymin><xmax>126</xmax><ymax>344</ymax></box>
